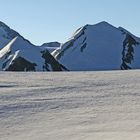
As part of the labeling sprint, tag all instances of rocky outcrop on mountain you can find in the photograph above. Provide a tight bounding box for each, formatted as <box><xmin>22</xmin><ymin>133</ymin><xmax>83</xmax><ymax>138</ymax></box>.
<box><xmin>121</xmin><ymin>34</ymin><xmax>140</xmax><ymax>70</ymax></box>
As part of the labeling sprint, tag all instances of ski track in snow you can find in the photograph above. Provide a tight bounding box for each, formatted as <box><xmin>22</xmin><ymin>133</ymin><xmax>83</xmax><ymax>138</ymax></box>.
<box><xmin>0</xmin><ymin>71</ymin><xmax>140</xmax><ymax>140</ymax></box>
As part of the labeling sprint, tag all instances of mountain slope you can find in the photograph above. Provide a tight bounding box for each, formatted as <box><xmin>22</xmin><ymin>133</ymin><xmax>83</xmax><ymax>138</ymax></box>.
<box><xmin>40</xmin><ymin>42</ymin><xmax>61</xmax><ymax>53</ymax></box>
<box><xmin>0</xmin><ymin>21</ymin><xmax>21</xmax><ymax>48</ymax></box>
<box><xmin>0</xmin><ymin>21</ymin><xmax>67</xmax><ymax>71</ymax></box>
<box><xmin>0</xmin><ymin>21</ymin><xmax>60</xmax><ymax>52</ymax></box>
<box><xmin>52</xmin><ymin>21</ymin><xmax>140</xmax><ymax>71</ymax></box>
<box><xmin>0</xmin><ymin>37</ymin><xmax>66</xmax><ymax>71</ymax></box>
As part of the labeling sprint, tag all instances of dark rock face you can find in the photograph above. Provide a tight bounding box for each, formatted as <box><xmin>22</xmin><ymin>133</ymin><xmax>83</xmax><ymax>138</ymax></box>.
<box><xmin>4</xmin><ymin>52</ymin><xmax>68</xmax><ymax>72</ymax></box>
<box><xmin>121</xmin><ymin>34</ymin><xmax>140</xmax><ymax>70</ymax></box>
<box><xmin>6</xmin><ymin>57</ymin><xmax>37</xmax><ymax>71</ymax></box>
<box><xmin>80</xmin><ymin>38</ymin><xmax>87</xmax><ymax>53</ymax></box>
<box><xmin>41</xmin><ymin>50</ymin><xmax>68</xmax><ymax>71</ymax></box>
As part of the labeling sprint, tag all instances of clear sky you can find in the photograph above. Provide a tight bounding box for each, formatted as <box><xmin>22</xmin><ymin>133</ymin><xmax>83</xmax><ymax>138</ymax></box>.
<box><xmin>0</xmin><ymin>0</ymin><xmax>139</xmax><ymax>45</ymax></box>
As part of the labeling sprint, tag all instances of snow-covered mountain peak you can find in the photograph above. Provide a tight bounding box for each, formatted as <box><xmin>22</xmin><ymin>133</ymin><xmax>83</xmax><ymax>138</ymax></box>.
<box><xmin>0</xmin><ymin>36</ymin><xmax>36</xmax><ymax>59</ymax></box>
<box><xmin>88</xmin><ymin>21</ymin><xmax>119</xmax><ymax>33</ymax></box>
<box><xmin>52</xmin><ymin>22</ymin><xmax>140</xmax><ymax>71</ymax></box>
<box><xmin>69</xmin><ymin>21</ymin><xmax>119</xmax><ymax>42</ymax></box>
<box><xmin>0</xmin><ymin>36</ymin><xmax>67</xmax><ymax>71</ymax></box>
<box><xmin>41</xmin><ymin>42</ymin><xmax>61</xmax><ymax>48</ymax></box>
<box><xmin>0</xmin><ymin>21</ymin><xmax>10</xmax><ymax>29</ymax></box>
<box><xmin>40</xmin><ymin>42</ymin><xmax>61</xmax><ymax>53</ymax></box>
<box><xmin>0</xmin><ymin>21</ymin><xmax>20</xmax><ymax>40</ymax></box>
<box><xmin>0</xmin><ymin>21</ymin><xmax>35</xmax><ymax>49</ymax></box>
<box><xmin>0</xmin><ymin>21</ymin><xmax>140</xmax><ymax>71</ymax></box>
<box><xmin>93</xmin><ymin>21</ymin><xmax>115</xmax><ymax>27</ymax></box>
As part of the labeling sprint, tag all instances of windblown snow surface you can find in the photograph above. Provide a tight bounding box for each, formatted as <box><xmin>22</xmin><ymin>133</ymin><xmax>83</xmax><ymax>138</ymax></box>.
<box><xmin>0</xmin><ymin>70</ymin><xmax>140</xmax><ymax>140</ymax></box>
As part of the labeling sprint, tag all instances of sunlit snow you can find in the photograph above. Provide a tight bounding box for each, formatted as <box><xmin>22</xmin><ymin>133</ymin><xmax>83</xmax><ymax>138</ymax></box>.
<box><xmin>0</xmin><ymin>70</ymin><xmax>140</xmax><ymax>140</ymax></box>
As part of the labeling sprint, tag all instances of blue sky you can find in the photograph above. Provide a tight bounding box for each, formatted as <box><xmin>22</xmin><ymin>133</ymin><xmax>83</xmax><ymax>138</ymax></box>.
<box><xmin>0</xmin><ymin>0</ymin><xmax>139</xmax><ymax>45</ymax></box>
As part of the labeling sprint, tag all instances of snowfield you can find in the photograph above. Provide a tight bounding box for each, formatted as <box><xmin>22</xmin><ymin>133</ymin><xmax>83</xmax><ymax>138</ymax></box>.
<box><xmin>0</xmin><ymin>70</ymin><xmax>140</xmax><ymax>140</ymax></box>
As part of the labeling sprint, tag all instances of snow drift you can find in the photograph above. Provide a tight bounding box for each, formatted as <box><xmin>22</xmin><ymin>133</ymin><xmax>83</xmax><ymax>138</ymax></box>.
<box><xmin>1</xmin><ymin>71</ymin><xmax>140</xmax><ymax>140</ymax></box>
